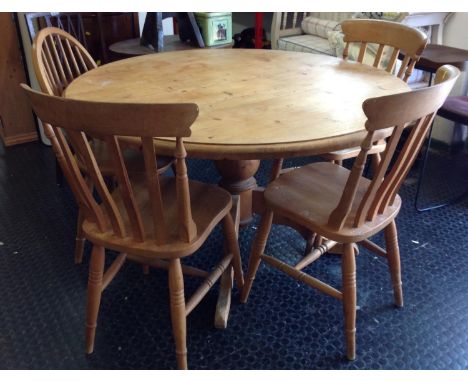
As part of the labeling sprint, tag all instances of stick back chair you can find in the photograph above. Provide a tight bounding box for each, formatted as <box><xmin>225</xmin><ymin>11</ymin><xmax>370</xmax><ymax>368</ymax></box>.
<box><xmin>293</xmin><ymin>19</ymin><xmax>430</xmax><ymax>257</ymax></box>
<box><xmin>241</xmin><ymin>65</ymin><xmax>459</xmax><ymax>361</ymax></box>
<box><xmin>22</xmin><ymin>84</ymin><xmax>244</xmax><ymax>369</ymax></box>
<box><xmin>32</xmin><ymin>27</ymin><xmax>173</xmax><ymax>264</ymax></box>
<box><xmin>32</xmin><ymin>27</ymin><xmax>96</xmax><ymax>97</ymax></box>
<box><xmin>322</xmin><ymin>19</ymin><xmax>429</xmax><ymax>165</ymax></box>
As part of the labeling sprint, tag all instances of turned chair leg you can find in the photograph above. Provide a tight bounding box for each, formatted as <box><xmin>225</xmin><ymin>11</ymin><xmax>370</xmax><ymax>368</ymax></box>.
<box><xmin>240</xmin><ymin>209</ymin><xmax>274</xmax><ymax>303</ymax></box>
<box><xmin>223</xmin><ymin>213</ymin><xmax>244</xmax><ymax>291</ymax></box>
<box><xmin>75</xmin><ymin>208</ymin><xmax>86</xmax><ymax>264</ymax></box>
<box><xmin>384</xmin><ymin>220</ymin><xmax>403</xmax><ymax>307</ymax></box>
<box><xmin>85</xmin><ymin>245</ymin><xmax>105</xmax><ymax>354</ymax></box>
<box><xmin>303</xmin><ymin>231</ymin><xmax>316</xmax><ymax>257</ymax></box>
<box><xmin>342</xmin><ymin>243</ymin><xmax>357</xmax><ymax>361</ymax></box>
<box><xmin>169</xmin><ymin>259</ymin><xmax>188</xmax><ymax>370</ymax></box>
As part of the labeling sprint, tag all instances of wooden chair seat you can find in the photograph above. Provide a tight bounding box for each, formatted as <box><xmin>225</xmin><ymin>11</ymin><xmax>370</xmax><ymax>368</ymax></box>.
<box><xmin>265</xmin><ymin>162</ymin><xmax>401</xmax><ymax>243</ymax></box>
<box><xmin>76</xmin><ymin>139</ymin><xmax>174</xmax><ymax>176</ymax></box>
<box><xmin>83</xmin><ymin>176</ymin><xmax>232</xmax><ymax>258</ymax></box>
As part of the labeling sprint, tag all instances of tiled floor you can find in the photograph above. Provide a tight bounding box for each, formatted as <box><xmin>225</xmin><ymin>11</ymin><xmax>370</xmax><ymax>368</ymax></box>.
<box><xmin>0</xmin><ymin>141</ymin><xmax>467</xmax><ymax>369</ymax></box>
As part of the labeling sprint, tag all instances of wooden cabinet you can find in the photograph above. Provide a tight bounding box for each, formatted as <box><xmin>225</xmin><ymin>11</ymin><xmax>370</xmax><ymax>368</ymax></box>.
<box><xmin>24</xmin><ymin>12</ymin><xmax>140</xmax><ymax>65</ymax></box>
<box><xmin>0</xmin><ymin>13</ymin><xmax>38</xmax><ymax>146</ymax></box>
<box><xmin>81</xmin><ymin>12</ymin><xmax>140</xmax><ymax>63</ymax></box>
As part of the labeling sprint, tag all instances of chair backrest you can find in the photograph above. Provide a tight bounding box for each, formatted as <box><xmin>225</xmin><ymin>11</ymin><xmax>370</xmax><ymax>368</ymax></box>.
<box><xmin>22</xmin><ymin>85</ymin><xmax>200</xmax><ymax>244</ymax></box>
<box><xmin>328</xmin><ymin>65</ymin><xmax>459</xmax><ymax>231</ymax></box>
<box><xmin>32</xmin><ymin>27</ymin><xmax>97</xmax><ymax>97</ymax></box>
<box><xmin>341</xmin><ymin>19</ymin><xmax>428</xmax><ymax>82</ymax></box>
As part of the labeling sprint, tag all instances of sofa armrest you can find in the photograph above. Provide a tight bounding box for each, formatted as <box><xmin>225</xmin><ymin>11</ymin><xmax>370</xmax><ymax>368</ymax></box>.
<box><xmin>271</xmin><ymin>12</ymin><xmax>356</xmax><ymax>49</ymax></box>
<box><xmin>271</xmin><ymin>12</ymin><xmax>310</xmax><ymax>49</ymax></box>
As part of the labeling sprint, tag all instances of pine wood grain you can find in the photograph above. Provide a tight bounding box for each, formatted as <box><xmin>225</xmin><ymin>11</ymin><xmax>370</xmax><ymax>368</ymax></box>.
<box><xmin>65</xmin><ymin>49</ymin><xmax>410</xmax><ymax>160</ymax></box>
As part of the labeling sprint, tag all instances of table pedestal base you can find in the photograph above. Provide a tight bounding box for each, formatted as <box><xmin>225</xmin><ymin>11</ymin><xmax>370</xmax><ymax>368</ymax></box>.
<box><xmin>215</xmin><ymin>159</ymin><xmax>260</xmax><ymax>226</ymax></box>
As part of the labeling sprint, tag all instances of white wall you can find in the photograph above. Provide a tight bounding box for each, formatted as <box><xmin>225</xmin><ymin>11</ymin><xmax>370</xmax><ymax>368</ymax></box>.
<box><xmin>444</xmin><ymin>12</ymin><xmax>468</xmax><ymax>49</ymax></box>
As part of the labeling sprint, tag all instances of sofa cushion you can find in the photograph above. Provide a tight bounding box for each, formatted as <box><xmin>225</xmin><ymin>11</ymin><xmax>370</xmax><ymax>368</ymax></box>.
<box><xmin>301</xmin><ymin>16</ymin><xmax>341</xmax><ymax>38</ymax></box>
<box><xmin>352</xmin><ymin>12</ymin><xmax>404</xmax><ymax>21</ymax></box>
<box><xmin>278</xmin><ymin>34</ymin><xmax>336</xmax><ymax>56</ymax></box>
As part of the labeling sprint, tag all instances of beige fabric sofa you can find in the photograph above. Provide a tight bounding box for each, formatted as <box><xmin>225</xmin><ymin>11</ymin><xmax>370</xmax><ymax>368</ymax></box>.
<box><xmin>271</xmin><ymin>12</ymin><xmax>453</xmax><ymax>86</ymax></box>
<box><xmin>271</xmin><ymin>12</ymin><xmax>453</xmax><ymax>54</ymax></box>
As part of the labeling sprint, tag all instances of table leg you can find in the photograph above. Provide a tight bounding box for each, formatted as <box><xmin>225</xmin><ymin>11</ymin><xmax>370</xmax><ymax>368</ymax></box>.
<box><xmin>215</xmin><ymin>159</ymin><xmax>260</xmax><ymax>226</ymax></box>
<box><xmin>215</xmin><ymin>195</ymin><xmax>240</xmax><ymax>329</ymax></box>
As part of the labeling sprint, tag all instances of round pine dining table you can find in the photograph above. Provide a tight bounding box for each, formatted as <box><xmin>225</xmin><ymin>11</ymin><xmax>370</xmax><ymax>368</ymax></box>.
<box><xmin>65</xmin><ymin>48</ymin><xmax>410</xmax><ymax>328</ymax></box>
<box><xmin>65</xmin><ymin>49</ymin><xmax>409</xmax><ymax>225</ymax></box>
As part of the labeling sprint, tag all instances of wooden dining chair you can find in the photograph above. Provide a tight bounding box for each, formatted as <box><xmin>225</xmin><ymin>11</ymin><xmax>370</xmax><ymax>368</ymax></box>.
<box><xmin>286</xmin><ymin>19</ymin><xmax>430</xmax><ymax>257</ymax></box>
<box><xmin>21</xmin><ymin>84</ymin><xmax>244</xmax><ymax>369</ymax></box>
<box><xmin>275</xmin><ymin>20</ymin><xmax>429</xmax><ymax>257</ymax></box>
<box><xmin>32</xmin><ymin>27</ymin><xmax>174</xmax><ymax>264</ymax></box>
<box><xmin>322</xmin><ymin>19</ymin><xmax>428</xmax><ymax>165</ymax></box>
<box><xmin>241</xmin><ymin>65</ymin><xmax>459</xmax><ymax>361</ymax></box>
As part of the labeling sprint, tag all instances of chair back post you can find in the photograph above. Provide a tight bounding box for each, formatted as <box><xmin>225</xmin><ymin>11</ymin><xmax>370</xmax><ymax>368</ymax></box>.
<box><xmin>21</xmin><ymin>85</ymin><xmax>200</xmax><ymax>245</ymax></box>
<box><xmin>175</xmin><ymin>138</ymin><xmax>197</xmax><ymax>242</ymax></box>
<box><xmin>341</xmin><ymin>19</ymin><xmax>428</xmax><ymax>82</ymax></box>
<box><xmin>327</xmin><ymin>65</ymin><xmax>460</xmax><ymax>231</ymax></box>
